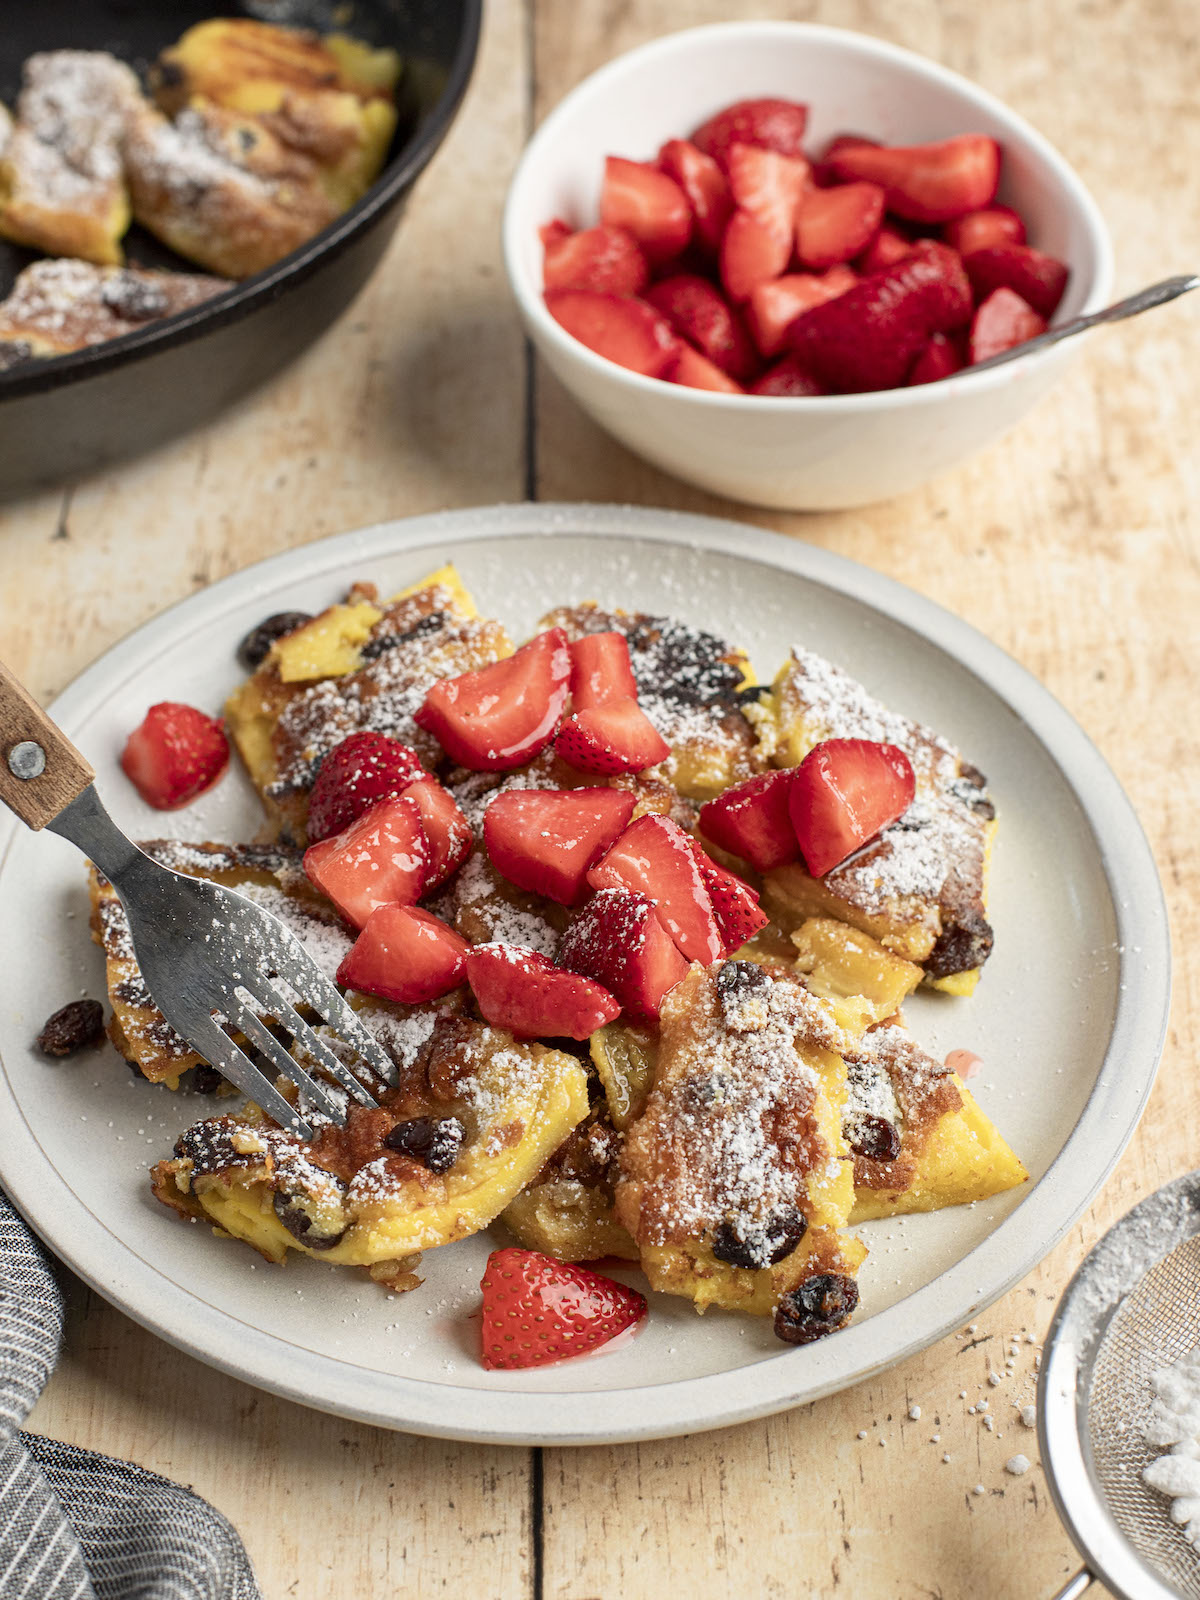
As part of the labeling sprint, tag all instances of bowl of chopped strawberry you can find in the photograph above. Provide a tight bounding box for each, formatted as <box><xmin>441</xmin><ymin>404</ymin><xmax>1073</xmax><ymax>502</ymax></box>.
<box><xmin>502</xmin><ymin>21</ymin><xmax>1113</xmax><ymax>509</ymax></box>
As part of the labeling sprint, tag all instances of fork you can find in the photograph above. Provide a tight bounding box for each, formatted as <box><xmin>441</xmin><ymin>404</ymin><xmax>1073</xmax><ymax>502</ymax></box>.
<box><xmin>0</xmin><ymin>661</ymin><xmax>396</xmax><ymax>1139</ymax></box>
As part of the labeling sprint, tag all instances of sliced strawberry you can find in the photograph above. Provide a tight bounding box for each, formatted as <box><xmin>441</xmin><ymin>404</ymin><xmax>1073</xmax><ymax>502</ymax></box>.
<box><xmin>568</xmin><ymin>631</ymin><xmax>638</xmax><ymax>711</ymax></box>
<box><xmin>828</xmin><ymin>134</ymin><xmax>1001</xmax><ymax>223</ymax></box>
<box><xmin>544</xmin><ymin>289</ymin><xmax>679</xmax><ymax>378</ymax></box>
<box><xmin>465</xmin><ymin>943</ymin><xmax>620</xmax><ymax>1040</ymax></box>
<box><xmin>969</xmin><ymin>287</ymin><xmax>1047</xmax><ymax>363</ymax></box>
<box><xmin>788</xmin><ymin>738</ymin><xmax>916</xmax><ymax>877</ymax></box>
<box><xmin>748</xmin><ymin>354</ymin><xmax>827</xmax><ymax>397</ymax></box>
<box><xmin>557</xmin><ymin>887</ymin><xmax>688</xmax><ymax>1021</ymax></box>
<box><xmin>657</xmin><ymin>138</ymin><xmax>733</xmax><ymax>253</ymax></box>
<box><xmin>943</xmin><ymin>205</ymin><xmax>1026</xmax><ymax>256</ymax></box>
<box><xmin>337</xmin><ymin>905</ymin><xmax>468</xmax><ymax>1005</ymax></box>
<box><xmin>480</xmin><ymin>1247</ymin><xmax>646</xmax><ymax>1369</ymax></box>
<box><xmin>599</xmin><ymin>156</ymin><xmax>691</xmax><ymax>265</ymax></box>
<box><xmin>643</xmin><ymin>273</ymin><xmax>758</xmax><ymax>380</ymax></box>
<box><xmin>691</xmin><ymin>98</ymin><xmax>809</xmax><ymax>171</ymax></box>
<box><xmin>811</xmin><ymin>133</ymin><xmax>879</xmax><ymax>187</ymax></box>
<box><xmin>556</xmin><ymin>699</ymin><xmax>670</xmax><ymax>776</ymax></box>
<box><xmin>788</xmin><ymin>240</ymin><xmax>973</xmax><ymax>393</ymax></box>
<box><xmin>726</xmin><ymin>143</ymin><xmax>810</xmax><ymax>255</ymax></box>
<box><xmin>720</xmin><ymin>209</ymin><xmax>788</xmax><ymax>304</ymax></box>
<box><xmin>671</xmin><ymin>344</ymin><xmax>744</xmax><ymax>393</ymax></box>
<box><xmin>120</xmin><ymin>701</ymin><xmax>228</xmax><ymax>810</ymax></box>
<box><xmin>908</xmin><ymin>331</ymin><xmax>963</xmax><ymax>385</ymax></box>
<box><xmin>795</xmin><ymin>181</ymin><xmax>885</xmax><ymax>270</ymax></box>
<box><xmin>587</xmin><ymin>813</ymin><xmax>724</xmax><ymax>964</ymax></box>
<box><xmin>415</xmin><ymin>628</ymin><xmax>571</xmax><ymax>772</ymax></box>
<box><xmin>686</xmin><ymin>842</ymin><xmax>769</xmax><ymax>953</ymax></box>
<box><xmin>303</xmin><ymin>795</ymin><xmax>429</xmax><ymax>928</ymax></box>
<box><xmin>963</xmin><ymin>244</ymin><xmax>1069</xmax><ymax>319</ymax></box>
<box><xmin>543</xmin><ymin>224</ymin><xmax>650</xmax><ymax>296</ymax></box>
<box><xmin>858</xmin><ymin>223</ymin><xmax>916</xmax><ymax>275</ymax></box>
<box><xmin>539</xmin><ymin>218</ymin><xmax>572</xmax><ymax>250</ymax></box>
<box><xmin>401</xmin><ymin>776</ymin><xmax>472</xmax><ymax>890</ymax></box>
<box><xmin>306</xmin><ymin>730</ymin><xmax>427</xmax><ymax>844</ymax></box>
<box><xmin>483</xmin><ymin>787</ymin><xmax>635</xmax><ymax>905</ymax></box>
<box><xmin>698</xmin><ymin>768</ymin><xmax>799</xmax><ymax>872</ymax></box>
<box><xmin>745</xmin><ymin>267</ymin><xmax>856</xmax><ymax>359</ymax></box>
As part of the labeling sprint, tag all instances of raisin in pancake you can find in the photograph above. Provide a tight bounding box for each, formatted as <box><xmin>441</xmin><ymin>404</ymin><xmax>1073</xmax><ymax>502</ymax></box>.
<box><xmin>541</xmin><ymin>603</ymin><xmax>762</xmax><ymax>801</ymax></box>
<box><xmin>756</xmin><ymin>646</ymin><xmax>996</xmax><ymax>994</ymax></box>
<box><xmin>0</xmin><ymin>259</ymin><xmax>227</xmax><ymax>362</ymax></box>
<box><xmin>89</xmin><ymin>840</ymin><xmax>351</xmax><ymax>1085</ymax></box>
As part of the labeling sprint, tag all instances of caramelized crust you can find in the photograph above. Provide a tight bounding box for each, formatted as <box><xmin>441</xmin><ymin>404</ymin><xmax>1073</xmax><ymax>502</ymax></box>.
<box><xmin>0</xmin><ymin>259</ymin><xmax>227</xmax><ymax>361</ymax></box>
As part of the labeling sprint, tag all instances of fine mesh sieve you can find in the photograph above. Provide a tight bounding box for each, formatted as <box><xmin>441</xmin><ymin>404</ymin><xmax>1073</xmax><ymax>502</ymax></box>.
<box><xmin>1040</xmin><ymin>1172</ymin><xmax>1200</xmax><ymax>1600</ymax></box>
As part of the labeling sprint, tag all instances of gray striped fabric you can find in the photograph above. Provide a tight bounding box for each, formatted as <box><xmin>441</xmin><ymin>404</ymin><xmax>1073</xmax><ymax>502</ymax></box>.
<box><xmin>1</xmin><ymin>1191</ymin><xmax>261</xmax><ymax>1600</ymax></box>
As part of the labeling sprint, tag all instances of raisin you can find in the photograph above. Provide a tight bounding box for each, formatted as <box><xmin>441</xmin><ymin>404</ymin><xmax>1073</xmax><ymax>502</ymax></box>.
<box><xmin>713</xmin><ymin>1204</ymin><xmax>808</xmax><ymax>1269</ymax></box>
<box><xmin>37</xmin><ymin>999</ymin><xmax>105</xmax><ymax>1057</ymax></box>
<box><xmin>716</xmin><ymin>960</ymin><xmax>771</xmax><ymax>1030</ymax></box>
<box><xmin>273</xmin><ymin>1185</ymin><xmax>348</xmax><ymax>1249</ymax></box>
<box><xmin>189</xmin><ymin>1065</ymin><xmax>224</xmax><ymax>1095</ymax></box>
<box><xmin>849</xmin><ymin>1114</ymin><xmax>902</xmax><ymax>1162</ymax></box>
<box><xmin>736</xmin><ymin>683</ymin><xmax>772</xmax><ymax>704</ymax></box>
<box><xmin>360</xmin><ymin>611</ymin><xmax>447</xmax><ymax>661</ymax></box>
<box><xmin>101</xmin><ymin>275</ymin><xmax>169</xmax><ymax>321</ymax></box>
<box><xmin>236</xmin><ymin>610</ymin><xmax>313</xmax><ymax>671</ymax></box>
<box><xmin>926</xmin><ymin>910</ymin><xmax>995</xmax><ymax>980</ymax></box>
<box><xmin>716</xmin><ymin>960</ymin><xmax>768</xmax><ymax>997</ymax></box>
<box><xmin>384</xmin><ymin>1116</ymin><xmax>465</xmax><ymax>1175</ymax></box>
<box><xmin>774</xmin><ymin>1273</ymin><xmax>860</xmax><ymax>1345</ymax></box>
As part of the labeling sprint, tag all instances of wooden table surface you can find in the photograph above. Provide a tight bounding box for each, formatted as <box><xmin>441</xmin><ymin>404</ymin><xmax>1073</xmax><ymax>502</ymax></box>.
<box><xmin>6</xmin><ymin>1</ymin><xmax>1199</xmax><ymax>1595</ymax></box>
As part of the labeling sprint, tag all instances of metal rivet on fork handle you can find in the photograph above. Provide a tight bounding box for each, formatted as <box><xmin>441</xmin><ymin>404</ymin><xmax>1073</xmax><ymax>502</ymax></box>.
<box><xmin>7</xmin><ymin>740</ymin><xmax>46</xmax><ymax>780</ymax></box>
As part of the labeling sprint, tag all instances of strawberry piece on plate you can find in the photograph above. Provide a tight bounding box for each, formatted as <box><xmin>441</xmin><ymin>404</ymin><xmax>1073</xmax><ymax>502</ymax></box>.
<box><xmin>400</xmin><ymin>776</ymin><xmax>473</xmax><ymax>890</ymax></box>
<box><xmin>908</xmin><ymin>331</ymin><xmax>963</xmax><ymax>385</ymax></box>
<box><xmin>795</xmin><ymin>181</ymin><xmax>885</xmax><ymax>269</ymax></box>
<box><xmin>600</xmin><ymin>156</ymin><xmax>691</xmax><ymax>265</ymax></box>
<box><xmin>542</xmin><ymin>223</ymin><xmax>650</xmax><ymax>296</ymax></box>
<box><xmin>337</xmin><ymin>905</ymin><xmax>468</xmax><ymax>1005</ymax></box>
<box><xmin>556</xmin><ymin>698</ymin><xmax>670</xmax><ymax>776</ymax></box>
<box><xmin>568</xmin><ymin>631</ymin><xmax>639</xmax><ymax>711</ymax></box>
<box><xmin>465</xmin><ymin>943</ymin><xmax>620</xmax><ymax>1040</ymax></box>
<box><xmin>727</xmin><ymin>143</ymin><xmax>810</xmax><ymax>255</ymax></box>
<box><xmin>963</xmin><ymin>243</ymin><xmax>1069</xmax><ymax>319</ymax></box>
<box><xmin>858</xmin><ymin>223</ymin><xmax>915</xmax><ymax>275</ymax></box>
<box><xmin>644</xmin><ymin>273</ymin><xmax>758</xmax><ymax>380</ymax></box>
<box><xmin>969</xmin><ymin>287</ymin><xmax>1047</xmax><ymax>363</ymax></box>
<box><xmin>480</xmin><ymin>1247</ymin><xmax>646</xmax><ymax>1369</ymax></box>
<box><xmin>557</xmin><ymin>887</ymin><xmax>688</xmax><ymax>1021</ymax></box>
<box><xmin>687</xmin><ymin>843</ymin><xmax>769</xmax><ymax>953</ymax></box>
<box><xmin>416</xmin><ymin>627</ymin><xmax>571</xmax><ymax>772</ymax></box>
<box><xmin>658</xmin><ymin>138</ymin><xmax>733</xmax><ymax>252</ymax></box>
<box><xmin>587</xmin><ymin>813</ymin><xmax>724</xmax><ymax>964</ymax></box>
<box><xmin>671</xmin><ymin>344</ymin><xmax>744</xmax><ymax>393</ymax></box>
<box><xmin>545</xmin><ymin>289</ymin><xmax>679</xmax><ymax>378</ymax></box>
<box><xmin>306</xmin><ymin>730</ymin><xmax>427</xmax><ymax>844</ymax></box>
<box><xmin>943</xmin><ymin>205</ymin><xmax>1027</xmax><ymax>256</ymax></box>
<box><xmin>120</xmin><ymin>701</ymin><xmax>229</xmax><ymax>810</ymax></box>
<box><xmin>484</xmin><ymin>786</ymin><xmax>636</xmax><ymax>905</ymax></box>
<box><xmin>828</xmin><ymin>134</ymin><xmax>1001</xmax><ymax>223</ymax></box>
<box><xmin>745</xmin><ymin>268</ymin><xmax>855</xmax><ymax>359</ymax></box>
<box><xmin>788</xmin><ymin>738</ymin><xmax>916</xmax><ymax>877</ymax></box>
<box><xmin>691</xmin><ymin>98</ymin><xmax>809</xmax><ymax>171</ymax></box>
<box><xmin>698</xmin><ymin>768</ymin><xmax>800</xmax><ymax>872</ymax></box>
<box><xmin>749</xmin><ymin>354</ymin><xmax>827</xmax><ymax>397</ymax></box>
<box><xmin>303</xmin><ymin>794</ymin><xmax>429</xmax><ymax>928</ymax></box>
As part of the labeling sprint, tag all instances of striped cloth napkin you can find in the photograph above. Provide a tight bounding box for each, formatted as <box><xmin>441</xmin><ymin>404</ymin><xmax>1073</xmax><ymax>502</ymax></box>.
<box><xmin>0</xmin><ymin>1190</ymin><xmax>261</xmax><ymax>1600</ymax></box>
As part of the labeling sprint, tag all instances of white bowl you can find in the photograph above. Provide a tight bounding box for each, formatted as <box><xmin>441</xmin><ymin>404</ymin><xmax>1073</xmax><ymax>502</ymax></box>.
<box><xmin>502</xmin><ymin>22</ymin><xmax>1114</xmax><ymax>510</ymax></box>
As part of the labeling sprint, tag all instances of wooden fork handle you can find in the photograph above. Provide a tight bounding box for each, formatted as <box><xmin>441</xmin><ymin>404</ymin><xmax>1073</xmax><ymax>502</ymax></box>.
<box><xmin>0</xmin><ymin>659</ymin><xmax>95</xmax><ymax>830</ymax></box>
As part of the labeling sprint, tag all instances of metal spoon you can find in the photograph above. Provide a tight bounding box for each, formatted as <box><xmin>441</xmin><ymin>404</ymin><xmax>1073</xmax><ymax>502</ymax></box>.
<box><xmin>968</xmin><ymin>273</ymin><xmax>1200</xmax><ymax>374</ymax></box>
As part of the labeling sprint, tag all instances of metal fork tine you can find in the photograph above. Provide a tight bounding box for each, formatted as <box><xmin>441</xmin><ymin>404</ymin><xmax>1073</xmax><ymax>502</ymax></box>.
<box><xmin>260</xmin><ymin>990</ymin><xmax>383</xmax><ymax>1106</ymax></box>
<box><xmin>184</xmin><ymin>1013</ymin><xmax>313</xmax><ymax>1139</ymax></box>
<box><xmin>268</xmin><ymin>969</ymin><xmax>399</xmax><ymax>1088</ymax></box>
<box><xmin>228</xmin><ymin>1000</ymin><xmax>349</xmax><ymax>1128</ymax></box>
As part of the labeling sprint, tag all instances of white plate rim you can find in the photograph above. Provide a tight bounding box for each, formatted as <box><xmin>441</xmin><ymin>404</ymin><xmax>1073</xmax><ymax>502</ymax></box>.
<box><xmin>0</xmin><ymin>502</ymin><xmax>1171</xmax><ymax>1446</ymax></box>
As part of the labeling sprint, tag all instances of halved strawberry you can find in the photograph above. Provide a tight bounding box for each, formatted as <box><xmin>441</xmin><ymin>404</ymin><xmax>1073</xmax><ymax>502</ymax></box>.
<box><xmin>303</xmin><ymin>795</ymin><xmax>429</xmax><ymax>928</ymax></box>
<box><xmin>727</xmin><ymin>143</ymin><xmax>810</xmax><ymax>255</ymax></box>
<box><xmin>691</xmin><ymin>98</ymin><xmax>809</xmax><ymax>171</ymax></box>
<box><xmin>795</xmin><ymin>181</ymin><xmax>885</xmax><ymax>269</ymax></box>
<box><xmin>969</xmin><ymin>287</ymin><xmax>1047</xmax><ymax>363</ymax></box>
<box><xmin>306</xmin><ymin>730</ymin><xmax>427</xmax><ymax>844</ymax></box>
<box><xmin>908</xmin><ymin>331</ymin><xmax>963</xmax><ymax>385</ymax></box>
<box><xmin>657</xmin><ymin>138</ymin><xmax>733</xmax><ymax>253</ymax></box>
<box><xmin>480</xmin><ymin>1247</ymin><xmax>646</xmax><ymax>1369</ymax></box>
<box><xmin>943</xmin><ymin>205</ymin><xmax>1026</xmax><ymax>256</ymax></box>
<box><xmin>748</xmin><ymin>354</ymin><xmax>827</xmax><ymax>397</ymax></box>
<box><xmin>556</xmin><ymin>699</ymin><xmax>670</xmax><ymax>776</ymax></box>
<box><xmin>544</xmin><ymin>289</ymin><xmax>680</xmax><ymax>378</ymax></box>
<box><xmin>828</xmin><ymin>134</ymin><xmax>1001</xmax><ymax>223</ymax></box>
<box><xmin>587</xmin><ymin>814</ymin><xmax>724</xmax><ymax>964</ymax></box>
<box><xmin>671</xmin><ymin>345</ymin><xmax>744</xmax><ymax>393</ymax></box>
<box><xmin>415</xmin><ymin>628</ymin><xmax>571</xmax><ymax>772</ymax></box>
<box><xmin>542</xmin><ymin>223</ymin><xmax>650</xmax><ymax>296</ymax></box>
<box><xmin>811</xmin><ymin>133</ymin><xmax>879</xmax><ymax>187</ymax></box>
<box><xmin>720</xmin><ymin>209</ymin><xmax>789</xmax><ymax>304</ymax></box>
<box><xmin>483</xmin><ymin>787</ymin><xmax>635</xmax><ymax>905</ymax></box>
<box><xmin>745</xmin><ymin>267</ymin><xmax>856</xmax><ymax>360</ymax></box>
<box><xmin>600</xmin><ymin>156</ymin><xmax>691</xmax><ymax>265</ymax></box>
<box><xmin>858</xmin><ymin>223</ymin><xmax>915</xmax><ymax>275</ymax></box>
<box><xmin>698</xmin><ymin>768</ymin><xmax>799</xmax><ymax>872</ymax></box>
<box><xmin>465</xmin><ymin>943</ymin><xmax>620</xmax><ymax>1040</ymax></box>
<box><xmin>788</xmin><ymin>738</ymin><xmax>916</xmax><ymax>877</ymax></box>
<box><xmin>400</xmin><ymin>776</ymin><xmax>472</xmax><ymax>889</ymax></box>
<box><xmin>644</xmin><ymin>273</ymin><xmax>758</xmax><ymax>380</ymax></box>
<box><xmin>337</xmin><ymin>905</ymin><xmax>468</xmax><ymax>1005</ymax></box>
<box><xmin>568</xmin><ymin>631</ymin><xmax>638</xmax><ymax>711</ymax></box>
<box><xmin>557</xmin><ymin>887</ymin><xmax>688</xmax><ymax>1021</ymax></box>
<box><xmin>686</xmin><ymin>842</ymin><xmax>769</xmax><ymax>953</ymax></box>
<box><xmin>120</xmin><ymin>701</ymin><xmax>228</xmax><ymax>810</ymax></box>
<box><xmin>963</xmin><ymin>244</ymin><xmax>1069</xmax><ymax>319</ymax></box>
<box><xmin>539</xmin><ymin>218</ymin><xmax>572</xmax><ymax>250</ymax></box>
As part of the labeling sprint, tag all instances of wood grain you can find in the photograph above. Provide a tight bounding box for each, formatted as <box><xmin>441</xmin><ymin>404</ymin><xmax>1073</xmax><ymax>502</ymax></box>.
<box><xmin>0</xmin><ymin>658</ymin><xmax>95</xmax><ymax>829</ymax></box>
<box><xmin>6</xmin><ymin>0</ymin><xmax>1200</xmax><ymax>1595</ymax></box>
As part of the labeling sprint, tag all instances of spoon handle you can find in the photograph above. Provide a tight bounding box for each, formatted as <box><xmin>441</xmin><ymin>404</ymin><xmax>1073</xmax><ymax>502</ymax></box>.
<box><xmin>969</xmin><ymin>273</ymin><xmax>1200</xmax><ymax>373</ymax></box>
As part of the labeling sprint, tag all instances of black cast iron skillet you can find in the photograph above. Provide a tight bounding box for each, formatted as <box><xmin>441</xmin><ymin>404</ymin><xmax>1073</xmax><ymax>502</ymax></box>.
<box><xmin>0</xmin><ymin>0</ymin><xmax>482</xmax><ymax>500</ymax></box>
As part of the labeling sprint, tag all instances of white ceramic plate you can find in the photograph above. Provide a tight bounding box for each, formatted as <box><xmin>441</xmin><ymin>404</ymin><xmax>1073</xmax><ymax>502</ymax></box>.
<box><xmin>0</xmin><ymin>504</ymin><xmax>1170</xmax><ymax>1445</ymax></box>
